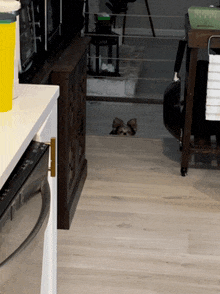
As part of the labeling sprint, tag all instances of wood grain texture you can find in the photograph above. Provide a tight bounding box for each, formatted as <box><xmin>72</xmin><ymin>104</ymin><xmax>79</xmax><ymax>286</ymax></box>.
<box><xmin>58</xmin><ymin>135</ymin><xmax>220</xmax><ymax>294</ymax></box>
<box><xmin>50</xmin><ymin>37</ymin><xmax>89</xmax><ymax>229</ymax></box>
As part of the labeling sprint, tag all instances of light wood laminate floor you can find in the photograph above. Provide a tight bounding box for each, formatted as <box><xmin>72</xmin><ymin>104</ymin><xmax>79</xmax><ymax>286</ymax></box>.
<box><xmin>58</xmin><ymin>135</ymin><xmax>220</xmax><ymax>294</ymax></box>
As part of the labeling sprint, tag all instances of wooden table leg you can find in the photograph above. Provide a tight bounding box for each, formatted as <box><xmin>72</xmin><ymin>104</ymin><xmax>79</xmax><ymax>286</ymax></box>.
<box><xmin>181</xmin><ymin>47</ymin><xmax>198</xmax><ymax>176</ymax></box>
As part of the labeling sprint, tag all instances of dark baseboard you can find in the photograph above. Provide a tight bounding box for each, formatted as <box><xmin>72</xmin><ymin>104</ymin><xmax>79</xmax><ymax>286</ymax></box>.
<box><xmin>86</xmin><ymin>96</ymin><xmax>163</xmax><ymax>104</ymax></box>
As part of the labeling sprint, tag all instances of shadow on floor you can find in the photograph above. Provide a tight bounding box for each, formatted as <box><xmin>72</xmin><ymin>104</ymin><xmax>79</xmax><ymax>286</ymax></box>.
<box><xmin>162</xmin><ymin>137</ymin><xmax>181</xmax><ymax>163</ymax></box>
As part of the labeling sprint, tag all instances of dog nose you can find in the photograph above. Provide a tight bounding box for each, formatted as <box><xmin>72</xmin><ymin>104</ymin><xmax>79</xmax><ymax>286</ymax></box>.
<box><xmin>123</xmin><ymin>133</ymin><xmax>126</xmax><ymax>135</ymax></box>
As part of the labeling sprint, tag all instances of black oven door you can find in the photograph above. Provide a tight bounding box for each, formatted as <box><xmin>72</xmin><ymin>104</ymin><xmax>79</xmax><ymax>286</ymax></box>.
<box><xmin>45</xmin><ymin>0</ymin><xmax>61</xmax><ymax>51</ymax></box>
<box><xmin>19</xmin><ymin>0</ymin><xmax>36</xmax><ymax>73</ymax></box>
<box><xmin>0</xmin><ymin>141</ymin><xmax>50</xmax><ymax>293</ymax></box>
<box><xmin>20</xmin><ymin>0</ymin><xmax>45</xmax><ymax>73</ymax></box>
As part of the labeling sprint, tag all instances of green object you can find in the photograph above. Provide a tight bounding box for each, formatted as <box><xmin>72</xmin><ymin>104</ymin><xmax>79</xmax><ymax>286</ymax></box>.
<box><xmin>188</xmin><ymin>6</ymin><xmax>220</xmax><ymax>30</ymax></box>
<box><xmin>0</xmin><ymin>13</ymin><xmax>16</xmax><ymax>23</ymax></box>
<box><xmin>98</xmin><ymin>16</ymin><xmax>110</xmax><ymax>20</ymax></box>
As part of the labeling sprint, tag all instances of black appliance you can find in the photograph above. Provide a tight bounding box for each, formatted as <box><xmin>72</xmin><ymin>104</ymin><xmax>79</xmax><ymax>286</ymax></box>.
<box><xmin>19</xmin><ymin>0</ymin><xmax>62</xmax><ymax>73</ymax></box>
<box><xmin>19</xmin><ymin>0</ymin><xmax>85</xmax><ymax>81</ymax></box>
<box><xmin>19</xmin><ymin>0</ymin><xmax>45</xmax><ymax>73</ymax></box>
<box><xmin>45</xmin><ymin>0</ymin><xmax>62</xmax><ymax>51</ymax></box>
<box><xmin>19</xmin><ymin>0</ymin><xmax>37</xmax><ymax>73</ymax></box>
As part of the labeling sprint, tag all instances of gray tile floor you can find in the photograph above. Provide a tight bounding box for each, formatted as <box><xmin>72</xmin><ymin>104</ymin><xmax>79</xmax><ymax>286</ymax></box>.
<box><xmin>128</xmin><ymin>37</ymin><xmax>185</xmax><ymax>100</ymax></box>
<box><xmin>86</xmin><ymin>101</ymin><xmax>173</xmax><ymax>139</ymax></box>
<box><xmin>86</xmin><ymin>100</ymin><xmax>183</xmax><ymax>170</ymax></box>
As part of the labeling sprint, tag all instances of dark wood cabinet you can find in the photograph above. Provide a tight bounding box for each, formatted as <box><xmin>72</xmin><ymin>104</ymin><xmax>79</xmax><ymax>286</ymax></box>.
<box><xmin>50</xmin><ymin>37</ymin><xmax>90</xmax><ymax>230</ymax></box>
<box><xmin>19</xmin><ymin>0</ymin><xmax>89</xmax><ymax>229</ymax></box>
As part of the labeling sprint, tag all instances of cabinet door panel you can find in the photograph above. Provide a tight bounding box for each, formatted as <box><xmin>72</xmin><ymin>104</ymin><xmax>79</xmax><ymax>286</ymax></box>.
<box><xmin>50</xmin><ymin>38</ymin><xmax>89</xmax><ymax>230</ymax></box>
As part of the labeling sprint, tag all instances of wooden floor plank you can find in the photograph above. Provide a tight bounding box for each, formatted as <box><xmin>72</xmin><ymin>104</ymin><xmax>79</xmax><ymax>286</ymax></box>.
<box><xmin>58</xmin><ymin>135</ymin><xmax>220</xmax><ymax>294</ymax></box>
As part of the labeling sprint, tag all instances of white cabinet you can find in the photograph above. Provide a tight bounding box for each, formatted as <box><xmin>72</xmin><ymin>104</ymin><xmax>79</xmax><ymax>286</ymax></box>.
<box><xmin>0</xmin><ymin>84</ymin><xmax>59</xmax><ymax>294</ymax></box>
<box><xmin>34</xmin><ymin>101</ymin><xmax>58</xmax><ymax>294</ymax></box>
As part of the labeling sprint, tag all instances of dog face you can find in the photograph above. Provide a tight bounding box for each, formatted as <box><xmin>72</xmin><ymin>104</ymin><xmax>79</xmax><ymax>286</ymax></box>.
<box><xmin>110</xmin><ymin>118</ymin><xmax>137</xmax><ymax>136</ymax></box>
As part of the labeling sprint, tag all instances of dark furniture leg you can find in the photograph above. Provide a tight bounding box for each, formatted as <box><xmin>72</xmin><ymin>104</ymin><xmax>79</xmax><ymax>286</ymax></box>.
<box><xmin>116</xmin><ymin>37</ymin><xmax>119</xmax><ymax>75</ymax></box>
<box><xmin>85</xmin><ymin>0</ymin><xmax>89</xmax><ymax>34</ymax></box>
<box><xmin>96</xmin><ymin>44</ymin><xmax>99</xmax><ymax>75</ymax></box>
<box><xmin>122</xmin><ymin>9</ymin><xmax>127</xmax><ymax>44</ymax></box>
<box><xmin>108</xmin><ymin>43</ymin><xmax>113</xmax><ymax>64</ymax></box>
<box><xmin>88</xmin><ymin>43</ymin><xmax>91</xmax><ymax>72</ymax></box>
<box><xmin>144</xmin><ymin>0</ymin><xmax>156</xmax><ymax>37</ymax></box>
<box><xmin>181</xmin><ymin>47</ymin><xmax>198</xmax><ymax>176</ymax></box>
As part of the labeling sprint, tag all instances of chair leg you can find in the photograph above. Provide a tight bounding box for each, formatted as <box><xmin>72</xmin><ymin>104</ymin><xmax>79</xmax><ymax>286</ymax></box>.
<box><xmin>108</xmin><ymin>44</ymin><xmax>113</xmax><ymax>64</ymax></box>
<box><xmin>84</xmin><ymin>0</ymin><xmax>89</xmax><ymax>34</ymax></box>
<box><xmin>88</xmin><ymin>43</ymin><xmax>91</xmax><ymax>72</ymax></box>
<box><xmin>144</xmin><ymin>0</ymin><xmax>156</xmax><ymax>37</ymax></box>
<box><xmin>216</xmin><ymin>134</ymin><xmax>220</xmax><ymax>166</ymax></box>
<box><xmin>122</xmin><ymin>10</ymin><xmax>127</xmax><ymax>44</ymax></box>
<box><xmin>181</xmin><ymin>48</ymin><xmax>198</xmax><ymax>176</ymax></box>
<box><xmin>95</xmin><ymin>44</ymin><xmax>99</xmax><ymax>75</ymax></box>
<box><xmin>116</xmin><ymin>38</ymin><xmax>119</xmax><ymax>75</ymax></box>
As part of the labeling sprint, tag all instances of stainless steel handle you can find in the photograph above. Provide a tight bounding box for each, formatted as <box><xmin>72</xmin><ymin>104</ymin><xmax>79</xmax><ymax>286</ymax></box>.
<box><xmin>0</xmin><ymin>179</ymin><xmax>50</xmax><ymax>268</ymax></box>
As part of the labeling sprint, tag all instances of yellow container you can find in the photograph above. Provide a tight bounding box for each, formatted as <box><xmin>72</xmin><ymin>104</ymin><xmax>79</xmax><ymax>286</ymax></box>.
<box><xmin>0</xmin><ymin>15</ymin><xmax>16</xmax><ymax>112</ymax></box>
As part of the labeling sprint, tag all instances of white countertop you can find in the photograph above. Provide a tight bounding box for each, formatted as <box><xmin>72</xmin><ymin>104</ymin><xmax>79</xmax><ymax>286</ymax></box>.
<box><xmin>0</xmin><ymin>84</ymin><xmax>59</xmax><ymax>190</ymax></box>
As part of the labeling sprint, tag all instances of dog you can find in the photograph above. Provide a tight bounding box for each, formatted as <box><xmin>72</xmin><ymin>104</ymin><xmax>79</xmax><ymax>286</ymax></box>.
<box><xmin>110</xmin><ymin>118</ymin><xmax>137</xmax><ymax>136</ymax></box>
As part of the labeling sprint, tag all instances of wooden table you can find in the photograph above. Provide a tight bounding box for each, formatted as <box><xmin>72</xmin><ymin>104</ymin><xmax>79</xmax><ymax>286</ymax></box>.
<box><xmin>181</xmin><ymin>20</ymin><xmax>220</xmax><ymax>176</ymax></box>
